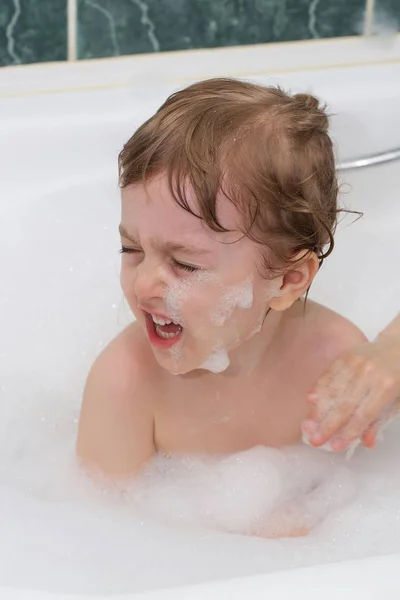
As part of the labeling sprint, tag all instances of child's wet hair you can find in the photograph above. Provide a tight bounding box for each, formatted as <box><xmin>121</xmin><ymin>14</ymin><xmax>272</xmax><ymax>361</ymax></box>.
<box><xmin>118</xmin><ymin>77</ymin><xmax>342</xmax><ymax>275</ymax></box>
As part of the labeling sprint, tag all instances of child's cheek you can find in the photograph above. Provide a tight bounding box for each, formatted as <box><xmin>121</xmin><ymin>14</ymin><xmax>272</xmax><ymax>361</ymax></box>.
<box><xmin>210</xmin><ymin>279</ymin><xmax>253</xmax><ymax>327</ymax></box>
<box><xmin>163</xmin><ymin>272</ymin><xmax>221</xmax><ymax>330</ymax></box>
<box><xmin>175</xmin><ymin>277</ymin><xmax>255</xmax><ymax>339</ymax></box>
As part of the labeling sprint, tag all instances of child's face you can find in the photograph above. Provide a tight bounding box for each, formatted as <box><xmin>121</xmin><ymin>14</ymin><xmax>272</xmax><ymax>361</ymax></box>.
<box><xmin>120</xmin><ymin>173</ymin><xmax>280</xmax><ymax>374</ymax></box>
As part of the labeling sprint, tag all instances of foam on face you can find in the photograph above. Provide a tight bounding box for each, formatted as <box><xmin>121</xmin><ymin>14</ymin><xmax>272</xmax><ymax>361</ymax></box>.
<box><xmin>211</xmin><ymin>279</ymin><xmax>254</xmax><ymax>326</ymax></box>
<box><xmin>164</xmin><ymin>277</ymin><xmax>278</xmax><ymax>373</ymax></box>
<box><xmin>164</xmin><ymin>271</ymin><xmax>220</xmax><ymax>326</ymax></box>
<box><xmin>199</xmin><ymin>345</ymin><xmax>230</xmax><ymax>373</ymax></box>
<box><xmin>169</xmin><ymin>337</ymin><xmax>184</xmax><ymax>373</ymax></box>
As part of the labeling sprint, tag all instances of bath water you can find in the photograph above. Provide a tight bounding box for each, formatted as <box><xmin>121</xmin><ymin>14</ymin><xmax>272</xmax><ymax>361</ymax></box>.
<box><xmin>1</xmin><ymin>172</ymin><xmax>400</xmax><ymax>595</ymax></box>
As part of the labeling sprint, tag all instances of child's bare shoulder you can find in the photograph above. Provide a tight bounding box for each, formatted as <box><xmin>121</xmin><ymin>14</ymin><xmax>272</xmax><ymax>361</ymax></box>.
<box><xmin>281</xmin><ymin>300</ymin><xmax>367</xmax><ymax>403</ymax></box>
<box><xmin>300</xmin><ymin>299</ymin><xmax>367</xmax><ymax>359</ymax></box>
<box><xmin>105</xmin><ymin>322</ymin><xmax>157</xmax><ymax>374</ymax></box>
<box><xmin>86</xmin><ymin>322</ymin><xmax>158</xmax><ymax>393</ymax></box>
<box><xmin>77</xmin><ymin>323</ymin><xmax>160</xmax><ymax>477</ymax></box>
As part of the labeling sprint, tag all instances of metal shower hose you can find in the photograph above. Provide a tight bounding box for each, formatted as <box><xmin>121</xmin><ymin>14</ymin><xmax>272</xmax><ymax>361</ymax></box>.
<box><xmin>336</xmin><ymin>147</ymin><xmax>400</xmax><ymax>171</ymax></box>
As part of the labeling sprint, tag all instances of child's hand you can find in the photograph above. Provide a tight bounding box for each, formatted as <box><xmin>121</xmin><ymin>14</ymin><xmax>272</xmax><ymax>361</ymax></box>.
<box><xmin>302</xmin><ymin>335</ymin><xmax>400</xmax><ymax>451</ymax></box>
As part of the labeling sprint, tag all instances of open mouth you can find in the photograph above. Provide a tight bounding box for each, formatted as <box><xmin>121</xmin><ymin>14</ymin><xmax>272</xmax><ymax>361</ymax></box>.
<box><xmin>144</xmin><ymin>312</ymin><xmax>183</xmax><ymax>349</ymax></box>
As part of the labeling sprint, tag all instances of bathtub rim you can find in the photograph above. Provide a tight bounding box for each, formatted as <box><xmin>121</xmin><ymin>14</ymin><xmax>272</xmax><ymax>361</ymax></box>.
<box><xmin>0</xmin><ymin>34</ymin><xmax>399</xmax><ymax>100</ymax></box>
<box><xmin>1</xmin><ymin>552</ymin><xmax>400</xmax><ymax>599</ymax></box>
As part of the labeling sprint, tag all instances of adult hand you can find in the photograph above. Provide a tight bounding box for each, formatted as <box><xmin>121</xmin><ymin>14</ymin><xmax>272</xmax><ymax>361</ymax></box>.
<box><xmin>302</xmin><ymin>322</ymin><xmax>400</xmax><ymax>452</ymax></box>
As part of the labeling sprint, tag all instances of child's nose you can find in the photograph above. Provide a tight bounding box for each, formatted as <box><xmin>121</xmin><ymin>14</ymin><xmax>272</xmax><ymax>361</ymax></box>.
<box><xmin>133</xmin><ymin>259</ymin><xmax>165</xmax><ymax>302</ymax></box>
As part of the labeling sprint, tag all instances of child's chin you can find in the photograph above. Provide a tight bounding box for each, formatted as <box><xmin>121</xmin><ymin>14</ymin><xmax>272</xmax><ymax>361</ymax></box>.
<box><xmin>156</xmin><ymin>353</ymin><xmax>204</xmax><ymax>376</ymax></box>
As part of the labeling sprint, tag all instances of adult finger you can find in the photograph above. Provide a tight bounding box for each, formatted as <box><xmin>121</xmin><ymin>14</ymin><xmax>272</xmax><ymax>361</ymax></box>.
<box><xmin>313</xmin><ymin>370</ymin><xmax>381</xmax><ymax>443</ymax></box>
<box><xmin>306</xmin><ymin>372</ymin><xmax>376</xmax><ymax>447</ymax></box>
<box><xmin>327</xmin><ymin>384</ymin><xmax>396</xmax><ymax>450</ymax></box>
<box><xmin>361</xmin><ymin>423</ymin><xmax>377</xmax><ymax>448</ymax></box>
<box><xmin>306</xmin><ymin>398</ymin><xmax>358</xmax><ymax>447</ymax></box>
<box><xmin>361</xmin><ymin>399</ymin><xmax>400</xmax><ymax>449</ymax></box>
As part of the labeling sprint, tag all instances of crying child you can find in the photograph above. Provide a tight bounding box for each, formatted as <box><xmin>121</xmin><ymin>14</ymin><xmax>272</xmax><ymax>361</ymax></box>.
<box><xmin>77</xmin><ymin>78</ymin><xmax>365</xmax><ymax>537</ymax></box>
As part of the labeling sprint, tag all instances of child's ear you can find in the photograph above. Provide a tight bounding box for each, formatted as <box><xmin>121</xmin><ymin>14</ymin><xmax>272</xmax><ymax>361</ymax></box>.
<box><xmin>269</xmin><ymin>251</ymin><xmax>319</xmax><ymax>311</ymax></box>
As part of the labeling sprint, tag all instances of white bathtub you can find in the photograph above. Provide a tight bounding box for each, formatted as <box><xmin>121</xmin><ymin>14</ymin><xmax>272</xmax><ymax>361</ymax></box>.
<box><xmin>1</xmin><ymin>36</ymin><xmax>400</xmax><ymax>600</ymax></box>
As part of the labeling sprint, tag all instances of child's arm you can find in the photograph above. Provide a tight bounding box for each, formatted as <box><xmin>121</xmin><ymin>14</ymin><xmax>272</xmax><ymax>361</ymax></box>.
<box><xmin>76</xmin><ymin>329</ymin><xmax>155</xmax><ymax>479</ymax></box>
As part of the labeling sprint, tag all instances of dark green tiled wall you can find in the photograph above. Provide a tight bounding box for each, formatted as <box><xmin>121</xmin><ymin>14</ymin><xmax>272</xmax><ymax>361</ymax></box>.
<box><xmin>374</xmin><ymin>0</ymin><xmax>400</xmax><ymax>30</ymax></box>
<box><xmin>0</xmin><ymin>0</ymin><xmax>67</xmax><ymax>66</ymax></box>
<box><xmin>0</xmin><ymin>0</ymin><xmax>398</xmax><ymax>67</ymax></box>
<box><xmin>77</xmin><ymin>0</ymin><xmax>366</xmax><ymax>59</ymax></box>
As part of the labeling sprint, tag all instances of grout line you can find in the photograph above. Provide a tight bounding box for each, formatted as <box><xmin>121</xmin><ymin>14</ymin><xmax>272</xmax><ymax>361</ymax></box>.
<box><xmin>67</xmin><ymin>0</ymin><xmax>78</xmax><ymax>61</ymax></box>
<box><xmin>364</xmin><ymin>0</ymin><xmax>375</xmax><ymax>36</ymax></box>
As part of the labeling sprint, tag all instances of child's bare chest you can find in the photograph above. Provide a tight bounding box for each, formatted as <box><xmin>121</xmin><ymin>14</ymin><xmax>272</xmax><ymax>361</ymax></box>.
<box><xmin>153</xmin><ymin>368</ymin><xmax>309</xmax><ymax>454</ymax></box>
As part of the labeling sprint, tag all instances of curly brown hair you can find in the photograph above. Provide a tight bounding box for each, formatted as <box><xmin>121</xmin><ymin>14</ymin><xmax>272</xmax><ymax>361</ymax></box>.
<box><xmin>119</xmin><ymin>77</ymin><xmax>342</xmax><ymax>275</ymax></box>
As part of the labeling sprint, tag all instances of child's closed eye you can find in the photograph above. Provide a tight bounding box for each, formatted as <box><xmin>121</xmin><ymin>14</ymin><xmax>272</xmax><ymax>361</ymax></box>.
<box><xmin>119</xmin><ymin>246</ymin><xmax>142</xmax><ymax>254</ymax></box>
<box><xmin>171</xmin><ymin>259</ymin><xmax>199</xmax><ymax>273</ymax></box>
<box><xmin>119</xmin><ymin>247</ymin><xmax>199</xmax><ymax>274</ymax></box>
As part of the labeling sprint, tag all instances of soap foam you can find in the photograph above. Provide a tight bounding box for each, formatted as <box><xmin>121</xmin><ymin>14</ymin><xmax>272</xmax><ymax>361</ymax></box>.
<box><xmin>211</xmin><ymin>279</ymin><xmax>253</xmax><ymax>326</ymax></box>
<box><xmin>128</xmin><ymin>446</ymin><xmax>355</xmax><ymax>536</ymax></box>
<box><xmin>164</xmin><ymin>271</ymin><xmax>219</xmax><ymax>326</ymax></box>
<box><xmin>199</xmin><ymin>345</ymin><xmax>230</xmax><ymax>373</ymax></box>
<box><xmin>168</xmin><ymin>337</ymin><xmax>184</xmax><ymax>372</ymax></box>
